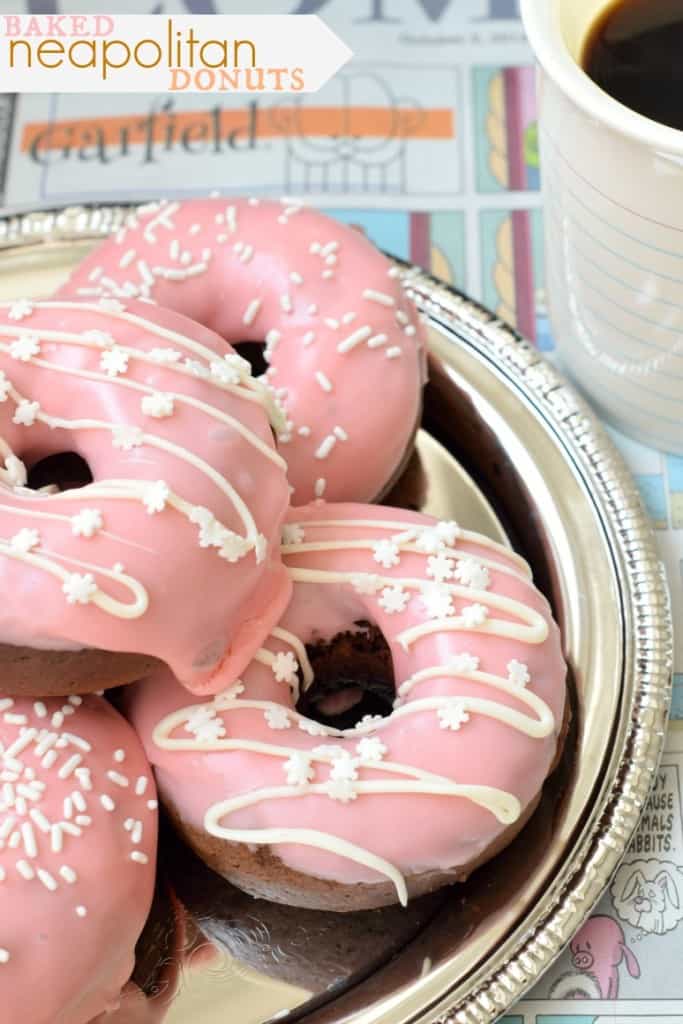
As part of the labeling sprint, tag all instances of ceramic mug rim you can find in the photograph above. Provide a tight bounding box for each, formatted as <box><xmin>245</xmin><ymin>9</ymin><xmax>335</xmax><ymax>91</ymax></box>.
<box><xmin>520</xmin><ymin>0</ymin><xmax>683</xmax><ymax>156</ymax></box>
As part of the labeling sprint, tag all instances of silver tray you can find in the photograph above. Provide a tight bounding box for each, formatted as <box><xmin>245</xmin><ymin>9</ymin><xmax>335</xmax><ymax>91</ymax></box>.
<box><xmin>0</xmin><ymin>204</ymin><xmax>673</xmax><ymax>1024</ymax></box>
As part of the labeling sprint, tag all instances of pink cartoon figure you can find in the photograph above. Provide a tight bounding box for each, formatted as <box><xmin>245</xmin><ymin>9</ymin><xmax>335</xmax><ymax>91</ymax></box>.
<box><xmin>569</xmin><ymin>915</ymin><xmax>641</xmax><ymax>999</ymax></box>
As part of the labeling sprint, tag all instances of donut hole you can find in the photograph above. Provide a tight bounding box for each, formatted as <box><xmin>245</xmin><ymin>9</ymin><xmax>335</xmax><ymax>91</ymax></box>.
<box><xmin>234</xmin><ymin>341</ymin><xmax>269</xmax><ymax>378</ymax></box>
<box><xmin>26</xmin><ymin>452</ymin><xmax>94</xmax><ymax>493</ymax></box>
<box><xmin>296</xmin><ymin>622</ymin><xmax>395</xmax><ymax>731</ymax></box>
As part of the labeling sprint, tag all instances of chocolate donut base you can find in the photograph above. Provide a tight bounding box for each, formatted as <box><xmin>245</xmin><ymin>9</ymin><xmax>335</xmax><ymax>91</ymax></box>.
<box><xmin>164</xmin><ymin>641</ymin><xmax>571</xmax><ymax>913</ymax></box>
<box><xmin>0</xmin><ymin>642</ymin><xmax>161</xmax><ymax>696</ymax></box>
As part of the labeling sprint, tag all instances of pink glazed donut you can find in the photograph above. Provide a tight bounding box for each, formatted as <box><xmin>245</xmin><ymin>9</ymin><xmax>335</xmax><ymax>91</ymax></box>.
<box><xmin>0</xmin><ymin>297</ymin><xmax>290</xmax><ymax>696</ymax></box>
<box><xmin>127</xmin><ymin>504</ymin><xmax>568</xmax><ymax>912</ymax></box>
<box><xmin>59</xmin><ymin>198</ymin><xmax>428</xmax><ymax>504</ymax></box>
<box><xmin>0</xmin><ymin>693</ymin><xmax>158</xmax><ymax>1024</ymax></box>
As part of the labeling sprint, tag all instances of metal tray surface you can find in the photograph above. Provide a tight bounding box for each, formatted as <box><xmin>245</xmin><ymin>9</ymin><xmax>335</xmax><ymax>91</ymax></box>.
<box><xmin>0</xmin><ymin>203</ymin><xmax>672</xmax><ymax>1024</ymax></box>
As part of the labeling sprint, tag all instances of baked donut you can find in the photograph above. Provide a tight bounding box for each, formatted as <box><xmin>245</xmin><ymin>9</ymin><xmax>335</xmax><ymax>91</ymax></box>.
<box><xmin>59</xmin><ymin>198</ymin><xmax>427</xmax><ymax>504</ymax></box>
<box><xmin>0</xmin><ymin>692</ymin><xmax>158</xmax><ymax>1024</ymax></box>
<box><xmin>0</xmin><ymin>297</ymin><xmax>291</xmax><ymax>696</ymax></box>
<box><xmin>127</xmin><ymin>504</ymin><xmax>567</xmax><ymax>912</ymax></box>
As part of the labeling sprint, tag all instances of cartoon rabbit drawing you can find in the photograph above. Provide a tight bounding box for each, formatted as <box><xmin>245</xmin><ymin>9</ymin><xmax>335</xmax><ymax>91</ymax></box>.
<box><xmin>611</xmin><ymin>860</ymin><xmax>683</xmax><ymax>936</ymax></box>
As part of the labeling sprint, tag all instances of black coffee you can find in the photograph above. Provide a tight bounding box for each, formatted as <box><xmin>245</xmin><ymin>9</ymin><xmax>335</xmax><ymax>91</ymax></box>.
<box><xmin>582</xmin><ymin>0</ymin><xmax>683</xmax><ymax>131</ymax></box>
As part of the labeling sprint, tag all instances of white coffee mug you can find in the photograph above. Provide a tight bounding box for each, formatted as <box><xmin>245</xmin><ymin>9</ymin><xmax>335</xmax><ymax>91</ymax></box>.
<box><xmin>521</xmin><ymin>0</ymin><xmax>683</xmax><ymax>453</ymax></box>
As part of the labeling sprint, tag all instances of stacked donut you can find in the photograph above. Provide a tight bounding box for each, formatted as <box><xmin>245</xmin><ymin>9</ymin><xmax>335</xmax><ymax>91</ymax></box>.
<box><xmin>0</xmin><ymin>198</ymin><xmax>567</xmax><ymax>1021</ymax></box>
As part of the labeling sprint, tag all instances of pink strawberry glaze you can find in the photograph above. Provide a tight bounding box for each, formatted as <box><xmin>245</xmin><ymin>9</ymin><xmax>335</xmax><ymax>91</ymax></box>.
<box><xmin>0</xmin><ymin>694</ymin><xmax>158</xmax><ymax>1024</ymax></box>
<box><xmin>0</xmin><ymin>298</ymin><xmax>291</xmax><ymax>692</ymax></box>
<box><xmin>58</xmin><ymin>198</ymin><xmax>427</xmax><ymax>504</ymax></box>
<box><xmin>127</xmin><ymin>504</ymin><xmax>567</xmax><ymax>901</ymax></box>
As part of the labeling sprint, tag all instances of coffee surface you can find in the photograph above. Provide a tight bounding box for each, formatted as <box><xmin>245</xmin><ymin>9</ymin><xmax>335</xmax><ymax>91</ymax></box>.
<box><xmin>582</xmin><ymin>0</ymin><xmax>683</xmax><ymax>131</ymax></box>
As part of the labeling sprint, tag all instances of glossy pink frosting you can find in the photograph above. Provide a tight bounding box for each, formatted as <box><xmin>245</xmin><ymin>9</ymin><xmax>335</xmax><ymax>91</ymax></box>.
<box><xmin>59</xmin><ymin>198</ymin><xmax>427</xmax><ymax>504</ymax></box>
<box><xmin>127</xmin><ymin>504</ymin><xmax>567</xmax><ymax>902</ymax></box>
<box><xmin>0</xmin><ymin>694</ymin><xmax>158</xmax><ymax>1024</ymax></box>
<box><xmin>0</xmin><ymin>298</ymin><xmax>291</xmax><ymax>692</ymax></box>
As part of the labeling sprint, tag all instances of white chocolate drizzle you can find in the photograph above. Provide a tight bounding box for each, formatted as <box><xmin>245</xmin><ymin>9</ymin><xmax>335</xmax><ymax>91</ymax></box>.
<box><xmin>152</xmin><ymin>516</ymin><xmax>560</xmax><ymax>904</ymax></box>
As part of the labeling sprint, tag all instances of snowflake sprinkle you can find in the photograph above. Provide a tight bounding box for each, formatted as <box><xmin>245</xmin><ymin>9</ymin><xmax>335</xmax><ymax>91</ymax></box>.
<box><xmin>435</xmin><ymin>520</ymin><xmax>461</xmax><ymax>545</ymax></box>
<box><xmin>112</xmin><ymin>426</ymin><xmax>144</xmax><ymax>451</ymax></box>
<box><xmin>284</xmin><ymin>752</ymin><xmax>314</xmax><ymax>787</ymax></box>
<box><xmin>100</xmin><ymin>347</ymin><xmax>129</xmax><ymax>378</ymax></box>
<box><xmin>351</xmin><ymin>573</ymin><xmax>383</xmax><ymax>595</ymax></box>
<box><xmin>141</xmin><ymin>393</ymin><xmax>174</xmax><ymax>419</ymax></box>
<box><xmin>143</xmin><ymin>481</ymin><xmax>170</xmax><ymax>515</ymax></box>
<box><xmin>185</xmin><ymin>706</ymin><xmax>226</xmax><ymax>743</ymax></box>
<box><xmin>438</xmin><ymin>701</ymin><xmax>470</xmax><ymax>731</ymax></box>
<box><xmin>281</xmin><ymin>523</ymin><xmax>305</xmax><ymax>545</ymax></box>
<box><xmin>356</xmin><ymin>736</ymin><xmax>387</xmax><ymax>762</ymax></box>
<box><xmin>329</xmin><ymin>752</ymin><xmax>359</xmax><ymax>783</ymax></box>
<box><xmin>12</xmin><ymin>401</ymin><xmax>40</xmax><ymax>427</ymax></box>
<box><xmin>264</xmin><ymin>706</ymin><xmax>291</xmax><ymax>731</ymax></box>
<box><xmin>9</xmin><ymin>335</ymin><xmax>40</xmax><ymax>362</ymax></box>
<box><xmin>8</xmin><ymin>299</ymin><xmax>34</xmax><ymax>321</ymax></box>
<box><xmin>71</xmin><ymin>509</ymin><xmax>103</xmax><ymax>539</ymax></box>
<box><xmin>62</xmin><ymin>573</ymin><xmax>98</xmax><ymax>606</ymax></box>
<box><xmin>455</xmin><ymin>559</ymin><xmax>491</xmax><ymax>590</ymax></box>
<box><xmin>507</xmin><ymin>660</ymin><xmax>530</xmax><ymax>687</ymax></box>
<box><xmin>426</xmin><ymin>553</ymin><xmax>456</xmax><ymax>582</ymax></box>
<box><xmin>420</xmin><ymin>584</ymin><xmax>455</xmax><ymax>620</ymax></box>
<box><xmin>148</xmin><ymin>348</ymin><xmax>182</xmax><ymax>364</ymax></box>
<box><xmin>271</xmin><ymin>651</ymin><xmax>299</xmax><ymax>686</ymax></box>
<box><xmin>378</xmin><ymin>585</ymin><xmax>410</xmax><ymax>615</ymax></box>
<box><xmin>326</xmin><ymin>778</ymin><xmax>357</xmax><ymax>803</ymax></box>
<box><xmin>373</xmin><ymin>539</ymin><xmax>400</xmax><ymax>569</ymax></box>
<box><xmin>10</xmin><ymin>528</ymin><xmax>40</xmax><ymax>554</ymax></box>
<box><xmin>461</xmin><ymin>603</ymin><xmax>488</xmax><ymax>629</ymax></box>
<box><xmin>449</xmin><ymin>653</ymin><xmax>480</xmax><ymax>674</ymax></box>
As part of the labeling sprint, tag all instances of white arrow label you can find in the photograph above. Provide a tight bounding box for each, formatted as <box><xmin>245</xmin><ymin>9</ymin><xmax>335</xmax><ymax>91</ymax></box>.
<box><xmin>0</xmin><ymin>14</ymin><xmax>353</xmax><ymax>93</ymax></box>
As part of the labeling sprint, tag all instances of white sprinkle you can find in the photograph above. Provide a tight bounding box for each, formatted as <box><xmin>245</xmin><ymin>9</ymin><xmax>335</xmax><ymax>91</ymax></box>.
<box><xmin>309</xmin><ymin>241</ymin><xmax>322</xmax><ymax>254</ymax></box>
<box><xmin>35</xmin><ymin>733</ymin><xmax>57</xmax><ymax>757</ymax></box>
<box><xmin>290</xmin><ymin>271</ymin><xmax>304</xmax><ymax>285</ymax></box>
<box><xmin>307</xmin><ymin>304</ymin><xmax>319</xmax><ymax>315</ymax></box>
<box><xmin>342</xmin><ymin>311</ymin><xmax>357</xmax><ymax>324</ymax></box>
<box><xmin>239</xmin><ymin>244</ymin><xmax>254</xmax><ymax>264</ymax></box>
<box><xmin>190</xmin><ymin>223</ymin><xmax>201</xmax><ymax>236</ymax></box>
<box><xmin>243</xmin><ymin>297</ymin><xmax>262</xmax><ymax>326</ymax></box>
<box><xmin>388</xmin><ymin>266</ymin><xmax>401</xmax><ymax>278</ymax></box>
<box><xmin>302</xmin><ymin>331</ymin><xmax>316</xmax><ymax>347</ymax></box>
<box><xmin>75</xmin><ymin>768</ymin><xmax>92</xmax><ymax>792</ymax></box>
<box><xmin>315</xmin><ymin>478</ymin><xmax>327</xmax><ymax>498</ymax></box>
<box><xmin>321</xmin><ymin>241</ymin><xmax>339</xmax><ymax>257</ymax></box>
<box><xmin>131</xmin><ymin>821</ymin><xmax>143</xmax><ymax>844</ymax></box>
<box><xmin>67</xmin><ymin>696</ymin><xmax>82</xmax><ymax>707</ymax></box>
<box><xmin>37</xmin><ymin>868</ymin><xmax>57</xmax><ymax>891</ymax></box>
<box><xmin>75</xmin><ymin>816</ymin><xmax>92</xmax><ymax>827</ymax></box>
<box><xmin>14</xmin><ymin>797</ymin><xmax>26</xmax><ymax>817</ymax></box>
<box><xmin>100</xmin><ymin>795</ymin><xmax>116</xmax><ymax>812</ymax></box>
<box><xmin>8</xmin><ymin>831</ymin><xmax>20</xmax><ymax>849</ymax></box>
<box><xmin>324</xmin><ymin>318</ymin><xmax>340</xmax><ymax>330</ymax></box>
<box><xmin>51</xmin><ymin>712</ymin><xmax>64</xmax><ymax>729</ymax></box>
<box><xmin>75</xmin><ymin>905</ymin><xmax>87</xmax><ymax>918</ymax></box>
<box><xmin>135</xmin><ymin>777</ymin><xmax>149</xmax><ymax>796</ymax></box>
<box><xmin>131</xmin><ymin>851</ymin><xmax>149</xmax><ymax>865</ymax></box>
<box><xmin>404</xmin><ymin>324</ymin><xmax>417</xmax><ymax>336</ymax></box>
<box><xmin>386</xmin><ymin>347</ymin><xmax>402</xmax><ymax>359</ymax></box>
<box><xmin>169</xmin><ymin>239</ymin><xmax>180</xmax><ymax>260</ymax></box>
<box><xmin>60</xmin><ymin>866</ymin><xmax>77</xmax><ymax>884</ymax></box>
<box><xmin>325</xmin><ymin>254</ymin><xmax>337</xmax><ymax>266</ymax></box>
<box><xmin>333</xmin><ymin>426</ymin><xmax>349</xmax><ymax>441</ymax></box>
<box><xmin>88</xmin><ymin>266</ymin><xmax>103</xmax><ymax>282</ymax></box>
<box><xmin>322</xmin><ymin>269</ymin><xmax>335</xmax><ymax>279</ymax></box>
<box><xmin>4</xmin><ymin>714</ymin><xmax>26</xmax><ymax>726</ymax></box>
<box><xmin>363</xmin><ymin>288</ymin><xmax>396</xmax><ymax>307</ymax></box>
<box><xmin>124</xmin><ymin>819</ymin><xmax>134</xmax><ymax>832</ymax></box>
<box><xmin>63</xmin><ymin>798</ymin><xmax>73</xmax><ymax>820</ymax></box>
<box><xmin>21</xmin><ymin>823</ymin><xmax>37</xmax><ymax>858</ymax></box>
<box><xmin>226</xmin><ymin>205</ymin><xmax>237</xmax><ymax>232</ymax></box>
<box><xmin>201</xmin><ymin>248</ymin><xmax>211</xmax><ymax>261</ymax></box>
<box><xmin>42</xmin><ymin>751</ymin><xmax>58</xmax><ymax>770</ymax></box>
<box><xmin>119</xmin><ymin>248</ymin><xmax>136</xmax><ymax>269</ymax></box>
<box><xmin>0</xmin><ymin>819</ymin><xmax>15</xmax><ymax>841</ymax></box>
<box><xmin>280</xmin><ymin>294</ymin><xmax>293</xmax><ymax>314</ymax></box>
<box><xmin>29</xmin><ymin>809</ymin><xmax>50</xmax><ymax>833</ymax></box>
<box><xmin>298</xmin><ymin>425</ymin><xmax>311</xmax><ymax>437</ymax></box>
<box><xmin>214</xmin><ymin>212</ymin><xmax>224</xmax><ymax>224</ymax></box>
<box><xmin>137</xmin><ymin>259</ymin><xmax>154</xmax><ymax>286</ymax></box>
<box><xmin>61</xmin><ymin>734</ymin><xmax>91</xmax><ymax>753</ymax></box>
<box><xmin>233</xmin><ymin>241</ymin><xmax>244</xmax><ymax>253</ymax></box>
<box><xmin>0</xmin><ymin>949</ymin><xmax>8</xmax><ymax>964</ymax></box>
<box><xmin>368</xmin><ymin>333</ymin><xmax>389</xmax><ymax>349</ymax></box>
<box><xmin>72</xmin><ymin>792</ymin><xmax>86</xmax><ymax>813</ymax></box>
<box><xmin>107</xmin><ymin>771</ymin><xmax>129</xmax><ymax>788</ymax></box>
<box><xmin>58</xmin><ymin>755</ymin><xmax>82</xmax><ymax>780</ymax></box>
<box><xmin>396</xmin><ymin>310</ymin><xmax>410</xmax><ymax>325</ymax></box>
<box><xmin>16</xmin><ymin>859</ymin><xmax>34</xmax><ymax>880</ymax></box>
<box><xmin>248</xmin><ymin>197</ymin><xmax>260</xmax><ymax>206</ymax></box>
<box><xmin>60</xmin><ymin>823</ymin><xmax>82</xmax><ymax>837</ymax></box>
<box><xmin>113</xmin><ymin>749</ymin><xmax>125</xmax><ymax>764</ymax></box>
<box><xmin>315</xmin><ymin>371</ymin><xmax>333</xmax><ymax>393</ymax></box>
<box><xmin>315</xmin><ymin>435</ymin><xmax>337</xmax><ymax>460</ymax></box>
<box><xmin>147</xmin><ymin>800</ymin><xmax>158</xmax><ymax>811</ymax></box>
<box><xmin>5</xmin><ymin>730</ymin><xmax>37</xmax><ymax>759</ymax></box>
<box><xmin>338</xmin><ymin>326</ymin><xmax>373</xmax><ymax>353</ymax></box>
<box><xmin>0</xmin><ymin>700</ymin><xmax>13</xmax><ymax>712</ymax></box>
